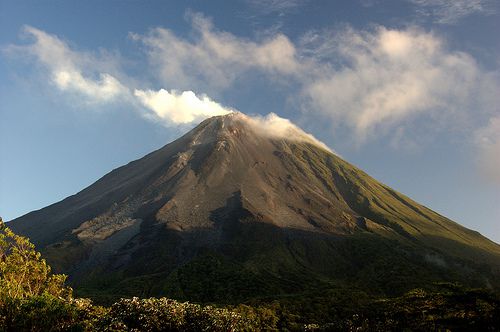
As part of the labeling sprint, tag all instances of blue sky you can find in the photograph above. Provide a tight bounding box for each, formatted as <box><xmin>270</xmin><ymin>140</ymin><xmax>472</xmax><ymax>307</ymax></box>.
<box><xmin>0</xmin><ymin>0</ymin><xmax>499</xmax><ymax>242</ymax></box>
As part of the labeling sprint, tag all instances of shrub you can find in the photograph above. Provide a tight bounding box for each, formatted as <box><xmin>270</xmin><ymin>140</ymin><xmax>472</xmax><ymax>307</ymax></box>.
<box><xmin>107</xmin><ymin>297</ymin><xmax>256</xmax><ymax>331</ymax></box>
<box><xmin>0</xmin><ymin>294</ymin><xmax>79</xmax><ymax>331</ymax></box>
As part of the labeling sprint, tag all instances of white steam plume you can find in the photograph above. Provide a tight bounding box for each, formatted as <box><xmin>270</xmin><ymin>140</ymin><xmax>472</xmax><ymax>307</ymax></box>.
<box><xmin>133</xmin><ymin>90</ymin><xmax>331</xmax><ymax>153</ymax></box>
<box><xmin>134</xmin><ymin>88</ymin><xmax>233</xmax><ymax>125</ymax></box>
<box><xmin>239</xmin><ymin>112</ymin><xmax>332</xmax><ymax>152</ymax></box>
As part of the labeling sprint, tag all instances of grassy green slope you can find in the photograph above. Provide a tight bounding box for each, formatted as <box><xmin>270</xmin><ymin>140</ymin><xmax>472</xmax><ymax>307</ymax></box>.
<box><xmin>283</xmin><ymin>142</ymin><xmax>500</xmax><ymax>261</ymax></box>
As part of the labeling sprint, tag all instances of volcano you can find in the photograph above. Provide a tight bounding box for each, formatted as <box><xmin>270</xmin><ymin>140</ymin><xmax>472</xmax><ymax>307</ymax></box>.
<box><xmin>10</xmin><ymin>112</ymin><xmax>500</xmax><ymax>303</ymax></box>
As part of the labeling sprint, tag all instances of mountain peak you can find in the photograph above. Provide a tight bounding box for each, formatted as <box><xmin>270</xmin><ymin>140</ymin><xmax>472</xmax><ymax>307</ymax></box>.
<box><xmin>194</xmin><ymin>112</ymin><xmax>332</xmax><ymax>152</ymax></box>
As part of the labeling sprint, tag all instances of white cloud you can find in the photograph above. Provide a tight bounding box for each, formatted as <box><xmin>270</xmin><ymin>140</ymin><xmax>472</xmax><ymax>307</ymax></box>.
<box><xmin>133</xmin><ymin>17</ymin><xmax>498</xmax><ymax>143</ymax></box>
<box><xmin>131</xmin><ymin>13</ymin><xmax>300</xmax><ymax>94</ymax></box>
<box><xmin>5</xmin><ymin>20</ymin><xmax>498</xmax><ymax>152</ymax></box>
<box><xmin>243</xmin><ymin>112</ymin><xmax>332</xmax><ymax>151</ymax></box>
<box><xmin>134</xmin><ymin>89</ymin><xmax>233</xmax><ymax>125</ymax></box>
<box><xmin>52</xmin><ymin>70</ymin><xmax>125</xmax><ymax>102</ymax></box>
<box><xmin>410</xmin><ymin>0</ymin><xmax>495</xmax><ymax>24</ymax></box>
<box><xmin>7</xmin><ymin>26</ymin><xmax>127</xmax><ymax>103</ymax></box>
<box><xmin>6</xmin><ymin>25</ymin><xmax>237</xmax><ymax>126</ymax></box>
<box><xmin>302</xmin><ymin>27</ymin><xmax>487</xmax><ymax>140</ymax></box>
<box><xmin>475</xmin><ymin>116</ymin><xmax>500</xmax><ymax>183</ymax></box>
<box><xmin>245</xmin><ymin>0</ymin><xmax>307</xmax><ymax>14</ymax></box>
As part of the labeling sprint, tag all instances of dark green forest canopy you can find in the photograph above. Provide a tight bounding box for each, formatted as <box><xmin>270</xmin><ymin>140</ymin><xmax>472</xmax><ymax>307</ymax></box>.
<box><xmin>0</xmin><ymin>219</ymin><xmax>499</xmax><ymax>331</ymax></box>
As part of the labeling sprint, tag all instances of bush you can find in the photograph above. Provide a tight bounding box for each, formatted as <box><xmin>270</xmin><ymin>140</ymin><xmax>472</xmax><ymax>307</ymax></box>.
<box><xmin>107</xmin><ymin>297</ymin><xmax>256</xmax><ymax>331</ymax></box>
<box><xmin>0</xmin><ymin>294</ymin><xmax>79</xmax><ymax>331</ymax></box>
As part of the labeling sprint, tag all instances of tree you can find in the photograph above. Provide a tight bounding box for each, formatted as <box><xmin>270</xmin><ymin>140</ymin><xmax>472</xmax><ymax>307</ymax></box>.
<box><xmin>0</xmin><ymin>218</ymin><xmax>82</xmax><ymax>330</ymax></box>
<box><xmin>0</xmin><ymin>218</ymin><xmax>71</xmax><ymax>301</ymax></box>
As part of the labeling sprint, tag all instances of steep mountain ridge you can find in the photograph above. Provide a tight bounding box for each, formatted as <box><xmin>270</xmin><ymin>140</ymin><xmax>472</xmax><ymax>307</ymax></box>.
<box><xmin>10</xmin><ymin>112</ymin><xmax>500</xmax><ymax>302</ymax></box>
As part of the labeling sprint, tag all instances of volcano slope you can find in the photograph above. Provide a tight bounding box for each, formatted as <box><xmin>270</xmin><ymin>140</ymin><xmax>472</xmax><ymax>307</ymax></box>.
<box><xmin>10</xmin><ymin>112</ymin><xmax>500</xmax><ymax>303</ymax></box>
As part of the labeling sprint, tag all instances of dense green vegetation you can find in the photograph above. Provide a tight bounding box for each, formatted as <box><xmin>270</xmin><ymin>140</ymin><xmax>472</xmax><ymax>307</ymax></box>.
<box><xmin>0</xmin><ymin>219</ymin><xmax>254</xmax><ymax>331</ymax></box>
<box><xmin>1</xmin><ymin>219</ymin><xmax>499</xmax><ymax>331</ymax></box>
<box><xmin>73</xmin><ymin>227</ymin><xmax>498</xmax><ymax>307</ymax></box>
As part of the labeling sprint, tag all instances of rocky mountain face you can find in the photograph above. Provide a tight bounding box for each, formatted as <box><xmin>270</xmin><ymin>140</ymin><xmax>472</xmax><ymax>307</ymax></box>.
<box><xmin>10</xmin><ymin>113</ymin><xmax>500</xmax><ymax>303</ymax></box>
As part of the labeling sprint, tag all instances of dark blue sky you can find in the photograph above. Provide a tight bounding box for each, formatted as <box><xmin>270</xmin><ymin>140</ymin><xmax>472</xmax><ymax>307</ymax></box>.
<box><xmin>1</xmin><ymin>0</ymin><xmax>499</xmax><ymax>242</ymax></box>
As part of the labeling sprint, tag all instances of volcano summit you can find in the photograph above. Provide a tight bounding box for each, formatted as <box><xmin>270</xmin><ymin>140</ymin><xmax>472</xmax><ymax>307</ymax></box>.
<box><xmin>10</xmin><ymin>112</ymin><xmax>500</xmax><ymax>302</ymax></box>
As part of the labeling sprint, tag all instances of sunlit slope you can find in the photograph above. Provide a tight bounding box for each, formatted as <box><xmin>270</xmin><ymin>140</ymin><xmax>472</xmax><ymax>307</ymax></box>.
<box><xmin>281</xmin><ymin>142</ymin><xmax>500</xmax><ymax>265</ymax></box>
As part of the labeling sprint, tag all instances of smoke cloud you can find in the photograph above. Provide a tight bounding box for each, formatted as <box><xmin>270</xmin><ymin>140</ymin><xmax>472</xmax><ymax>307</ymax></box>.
<box><xmin>241</xmin><ymin>112</ymin><xmax>332</xmax><ymax>152</ymax></box>
<box><xmin>134</xmin><ymin>88</ymin><xmax>233</xmax><ymax>125</ymax></box>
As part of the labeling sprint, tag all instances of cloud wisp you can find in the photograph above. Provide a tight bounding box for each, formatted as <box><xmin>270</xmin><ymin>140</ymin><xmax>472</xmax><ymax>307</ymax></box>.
<box><xmin>409</xmin><ymin>0</ymin><xmax>495</xmax><ymax>24</ymax></box>
<box><xmin>5</xmin><ymin>26</ymin><xmax>128</xmax><ymax>103</ymax></box>
<box><xmin>130</xmin><ymin>12</ymin><xmax>301</xmax><ymax>94</ymax></box>
<box><xmin>475</xmin><ymin>116</ymin><xmax>500</xmax><ymax>184</ymax></box>
<box><xmin>5</xmin><ymin>25</ymin><xmax>236</xmax><ymax>128</ymax></box>
<box><xmin>301</xmin><ymin>26</ymin><xmax>489</xmax><ymax>140</ymax></box>
<box><xmin>245</xmin><ymin>0</ymin><xmax>308</xmax><ymax>15</ymax></box>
